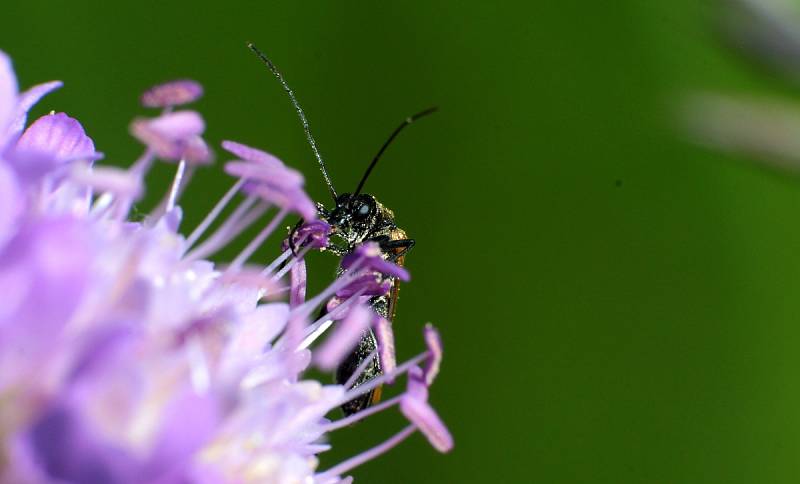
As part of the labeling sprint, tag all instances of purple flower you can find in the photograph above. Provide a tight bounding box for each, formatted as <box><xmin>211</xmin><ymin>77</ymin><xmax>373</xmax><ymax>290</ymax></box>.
<box><xmin>0</xmin><ymin>51</ymin><xmax>452</xmax><ymax>483</ymax></box>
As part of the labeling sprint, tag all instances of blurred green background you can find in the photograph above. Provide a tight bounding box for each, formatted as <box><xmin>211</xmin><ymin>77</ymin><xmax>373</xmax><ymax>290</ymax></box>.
<box><xmin>7</xmin><ymin>0</ymin><xmax>800</xmax><ymax>482</ymax></box>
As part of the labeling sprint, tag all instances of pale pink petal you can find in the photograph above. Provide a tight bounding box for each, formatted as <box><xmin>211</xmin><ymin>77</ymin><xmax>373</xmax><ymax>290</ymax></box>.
<box><xmin>7</xmin><ymin>80</ymin><xmax>62</xmax><ymax>140</ymax></box>
<box><xmin>0</xmin><ymin>51</ymin><xmax>18</xmax><ymax>136</ymax></box>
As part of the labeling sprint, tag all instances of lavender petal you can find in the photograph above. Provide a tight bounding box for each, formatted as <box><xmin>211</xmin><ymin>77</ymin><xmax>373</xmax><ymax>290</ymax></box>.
<box><xmin>399</xmin><ymin>373</ymin><xmax>453</xmax><ymax>453</ymax></box>
<box><xmin>0</xmin><ymin>51</ymin><xmax>19</xmax><ymax>141</ymax></box>
<box><xmin>0</xmin><ymin>162</ymin><xmax>21</xmax><ymax>250</ymax></box>
<box><xmin>6</xmin><ymin>80</ymin><xmax>63</xmax><ymax>141</ymax></box>
<box><xmin>222</xmin><ymin>140</ymin><xmax>283</xmax><ymax>168</ymax></box>
<box><xmin>15</xmin><ymin>112</ymin><xmax>99</xmax><ymax>163</ymax></box>
<box><xmin>141</xmin><ymin>79</ymin><xmax>203</xmax><ymax>108</ymax></box>
<box><xmin>423</xmin><ymin>323</ymin><xmax>443</xmax><ymax>385</ymax></box>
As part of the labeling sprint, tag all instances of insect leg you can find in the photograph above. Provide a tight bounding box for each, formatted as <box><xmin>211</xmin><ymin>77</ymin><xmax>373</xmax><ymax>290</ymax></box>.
<box><xmin>287</xmin><ymin>218</ymin><xmax>304</xmax><ymax>257</ymax></box>
<box><xmin>378</xmin><ymin>238</ymin><xmax>415</xmax><ymax>262</ymax></box>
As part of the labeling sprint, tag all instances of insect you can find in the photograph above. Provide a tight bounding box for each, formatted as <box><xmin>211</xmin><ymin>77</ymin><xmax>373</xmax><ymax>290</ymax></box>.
<box><xmin>247</xmin><ymin>43</ymin><xmax>435</xmax><ymax>415</ymax></box>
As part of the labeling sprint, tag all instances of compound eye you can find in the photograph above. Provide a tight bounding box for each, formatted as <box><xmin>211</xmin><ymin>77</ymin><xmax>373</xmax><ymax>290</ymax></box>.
<box><xmin>357</xmin><ymin>203</ymin><xmax>370</xmax><ymax>216</ymax></box>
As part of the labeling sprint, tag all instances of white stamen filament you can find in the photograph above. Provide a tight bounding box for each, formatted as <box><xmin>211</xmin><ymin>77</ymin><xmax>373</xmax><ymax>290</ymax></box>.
<box><xmin>324</xmin><ymin>395</ymin><xmax>402</xmax><ymax>432</ymax></box>
<box><xmin>294</xmin><ymin>288</ymin><xmax>368</xmax><ymax>350</ymax></box>
<box><xmin>298</xmin><ymin>319</ymin><xmax>334</xmax><ymax>350</ymax></box>
<box><xmin>149</xmin><ymin>162</ymin><xmax>195</xmax><ymax>224</ymax></box>
<box><xmin>185</xmin><ymin>179</ymin><xmax>245</xmax><ymax>248</ymax></box>
<box><xmin>166</xmin><ymin>159</ymin><xmax>186</xmax><ymax>212</ymax></box>
<box><xmin>299</xmin><ymin>287</ymin><xmax>367</xmax><ymax>344</ymax></box>
<box><xmin>129</xmin><ymin>148</ymin><xmax>156</xmax><ymax>175</ymax></box>
<box><xmin>305</xmin><ymin>444</ymin><xmax>332</xmax><ymax>454</ymax></box>
<box><xmin>187</xmin><ymin>194</ymin><xmax>256</xmax><ymax>256</ymax></box>
<box><xmin>90</xmin><ymin>192</ymin><xmax>114</xmax><ymax>216</ymax></box>
<box><xmin>229</xmin><ymin>208</ymin><xmax>288</xmax><ymax>269</ymax></box>
<box><xmin>261</xmin><ymin>247</ymin><xmax>293</xmax><ymax>276</ymax></box>
<box><xmin>269</xmin><ymin>243</ymin><xmax>313</xmax><ymax>281</ymax></box>
<box><xmin>335</xmin><ymin>352</ymin><xmax>429</xmax><ymax>408</ymax></box>
<box><xmin>185</xmin><ymin>198</ymin><xmax>268</xmax><ymax>261</ymax></box>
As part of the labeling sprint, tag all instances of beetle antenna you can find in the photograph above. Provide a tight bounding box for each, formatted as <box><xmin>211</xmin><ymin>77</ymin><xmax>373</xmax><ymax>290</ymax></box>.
<box><xmin>353</xmin><ymin>106</ymin><xmax>437</xmax><ymax>197</ymax></box>
<box><xmin>247</xmin><ymin>42</ymin><xmax>337</xmax><ymax>201</ymax></box>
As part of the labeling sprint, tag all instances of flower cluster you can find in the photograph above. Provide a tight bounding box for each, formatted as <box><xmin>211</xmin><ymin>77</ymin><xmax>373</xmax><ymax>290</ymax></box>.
<box><xmin>0</xmin><ymin>51</ymin><xmax>451</xmax><ymax>483</ymax></box>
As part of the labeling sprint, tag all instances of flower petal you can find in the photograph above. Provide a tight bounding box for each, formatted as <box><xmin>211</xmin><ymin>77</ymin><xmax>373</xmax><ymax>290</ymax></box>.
<box><xmin>224</xmin><ymin>303</ymin><xmax>289</xmax><ymax>368</ymax></box>
<box><xmin>23</xmin><ymin>405</ymin><xmax>139</xmax><ymax>483</ymax></box>
<box><xmin>15</xmin><ymin>112</ymin><xmax>99</xmax><ymax>163</ymax></box>
<box><xmin>0</xmin><ymin>162</ymin><xmax>21</xmax><ymax>250</ymax></box>
<box><xmin>69</xmin><ymin>162</ymin><xmax>143</xmax><ymax>199</ymax></box>
<box><xmin>375</xmin><ymin>316</ymin><xmax>396</xmax><ymax>379</ymax></box>
<box><xmin>243</xmin><ymin>181</ymin><xmax>317</xmax><ymax>221</ymax></box>
<box><xmin>6</xmin><ymin>80</ymin><xmax>63</xmax><ymax>141</ymax></box>
<box><xmin>225</xmin><ymin>160</ymin><xmax>304</xmax><ymax>188</ymax></box>
<box><xmin>336</xmin><ymin>273</ymin><xmax>392</xmax><ymax>298</ymax></box>
<box><xmin>292</xmin><ymin>220</ymin><xmax>331</xmax><ymax>250</ymax></box>
<box><xmin>141</xmin><ymin>80</ymin><xmax>203</xmax><ymax>108</ymax></box>
<box><xmin>131</xmin><ymin>111</ymin><xmax>208</xmax><ymax>163</ymax></box>
<box><xmin>423</xmin><ymin>323</ymin><xmax>442</xmax><ymax>386</ymax></box>
<box><xmin>143</xmin><ymin>390</ymin><xmax>222</xmax><ymax>480</ymax></box>
<box><xmin>290</xmin><ymin>258</ymin><xmax>307</xmax><ymax>308</ymax></box>
<box><xmin>222</xmin><ymin>140</ymin><xmax>283</xmax><ymax>168</ymax></box>
<box><xmin>341</xmin><ymin>242</ymin><xmax>410</xmax><ymax>281</ymax></box>
<box><xmin>0</xmin><ymin>50</ymin><xmax>19</xmax><ymax>138</ymax></box>
<box><xmin>183</xmin><ymin>135</ymin><xmax>213</xmax><ymax>164</ymax></box>
<box><xmin>399</xmin><ymin>372</ymin><xmax>453</xmax><ymax>453</ymax></box>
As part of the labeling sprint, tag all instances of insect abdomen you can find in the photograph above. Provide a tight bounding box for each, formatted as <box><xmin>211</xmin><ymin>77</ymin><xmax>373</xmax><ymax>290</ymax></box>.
<box><xmin>336</xmin><ymin>328</ymin><xmax>382</xmax><ymax>416</ymax></box>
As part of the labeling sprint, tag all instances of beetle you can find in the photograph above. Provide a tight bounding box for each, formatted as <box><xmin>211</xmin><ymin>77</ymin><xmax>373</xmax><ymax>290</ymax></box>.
<box><xmin>248</xmin><ymin>43</ymin><xmax>434</xmax><ymax>415</ymax></box>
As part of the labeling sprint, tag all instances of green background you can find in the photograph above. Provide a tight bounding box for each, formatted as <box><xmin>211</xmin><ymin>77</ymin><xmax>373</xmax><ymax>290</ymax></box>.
<box><xmin>6</xmin><ymin>1</ymin><xmax>800</xmax><ymax>482</ymax></box>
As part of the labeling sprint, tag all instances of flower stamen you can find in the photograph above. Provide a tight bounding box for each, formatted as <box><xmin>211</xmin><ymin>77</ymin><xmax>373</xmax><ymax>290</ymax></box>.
<box><xmin>185</xmin><ymin>178</ymin><xmax>246</xmax><ymax>248</ymax></box>
<box><xmin>228</xmin><ymin>207</ymin><xmax>288</xmax><ymax>270</ymax></box>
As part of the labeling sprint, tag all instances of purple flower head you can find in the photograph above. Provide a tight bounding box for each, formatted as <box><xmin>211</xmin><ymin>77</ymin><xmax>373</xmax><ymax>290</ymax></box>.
<box><xmin>0</xmin><ymin>51</ymin><xmax>452</xmax><ymax>483</ymax></box>
<box><xmin>141</xmin><ymin>79</ymin><xmax>204</xmax><ymax>108</ymax></box>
